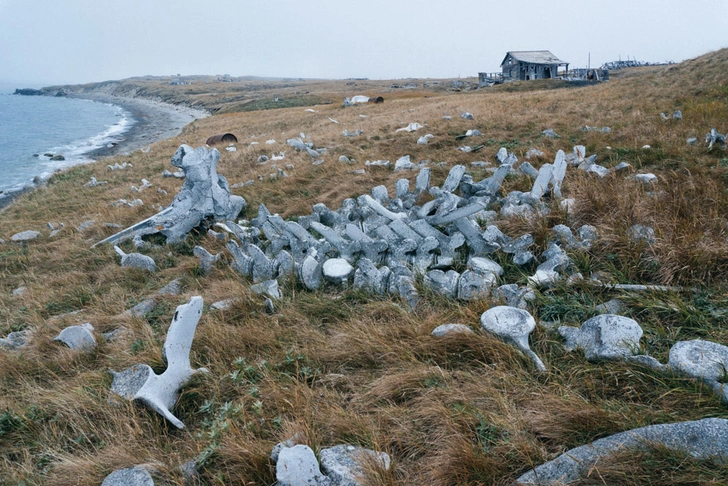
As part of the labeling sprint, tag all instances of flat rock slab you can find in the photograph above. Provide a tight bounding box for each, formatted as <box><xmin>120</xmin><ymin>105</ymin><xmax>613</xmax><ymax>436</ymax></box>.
<box><xmin>11</xmin><ymin>230</ymin><xmax>41</xmax><ymax>242</ymax></box>
<box><xmin>669</xmin><ymin>339</ymin><xmax>728</xmax><ymax>382</ymax></box>
<box><xmin>319</xmin><ymin>444</ymin><xmax>391</xmax><ymax>486</ymax></box>
<box><xmin>517</xmin><ymin>418</ymin><xmax>728</xmax><ymax>485</ymax></box>
<box><xmin>101</xmin><ymin>466</ymin><xmax>154</xmax><ymax>486</ymax></box>
<box><xmin>559</xmin><ymin>314</ymin><xmax>643</xmax><ymax>361</ymax></box>
<box><xmin>277</xmin><ymin>444</ymin><xmax>330</xmax><ymax>486</ymax></box>
<box><xmin>54</xmin><ymin>323</ymin><xmax>96</xmax><ymax>351</ymax></box>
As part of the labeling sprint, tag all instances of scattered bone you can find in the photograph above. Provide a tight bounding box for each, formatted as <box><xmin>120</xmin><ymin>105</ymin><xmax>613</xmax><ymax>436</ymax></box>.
<box><xmin>0</xmin><ymin>330</ymin><xmax>32</xmax><ymax>350</ymax></box>
<box><xmin>669</xmin><ymin>339</ymin><xmax>728</xmax><ymax>402</ymax></box>
<box><xmin>54</xmin><ymin>323</ymin><xmax>96</xmax><ymax>351</ymax></box>
<box><xmin>83</xmin><ymin>177</ymin><xmax>108</xmax><ymax>187</ymax></box>
<box><xmin>480</xmin><ymin>306</ymin><xmax>546</xmax><ymax>372</ymax></box>
<box><xmin>705</xmin><ymin>128</ymin><xmax>726</xmax><ymax>149</ymax></box>
<box><xmin>396</xmin><ymin>122</ymin><xmax>424</xmax><ymax>132</ymax></box>
<box><xmin>114</xmin><ymin>246</ymin><xmax>157</xmax><ymax>272</ymax></box>
<box><xmin>432</xmin><ymin>323</ymin><xmax>476</xmax><ymax>337</ymax></box>
<box><xmin>559</xmin><ymin>315</ymin><xmax>643</xmax><ymax>361</ymax></box>
<box><xmin>108</xmin><ymin>162</ymin><xmax>132</xmax><ymax>170</ymax></box>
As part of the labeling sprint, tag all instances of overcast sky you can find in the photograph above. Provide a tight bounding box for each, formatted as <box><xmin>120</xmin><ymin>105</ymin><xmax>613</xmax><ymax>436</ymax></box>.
<box><xmin>1</xmin><ymin>0</ymin><xmax>726</xmax><ymax>85</ymax></box>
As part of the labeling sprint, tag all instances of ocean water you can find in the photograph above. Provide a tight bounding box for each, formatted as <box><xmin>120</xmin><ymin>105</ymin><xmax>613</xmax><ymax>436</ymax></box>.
<box><xmin>0</xmin><ymin>83</ymin><xmax>130</xmax><ymax>193</ymax></box>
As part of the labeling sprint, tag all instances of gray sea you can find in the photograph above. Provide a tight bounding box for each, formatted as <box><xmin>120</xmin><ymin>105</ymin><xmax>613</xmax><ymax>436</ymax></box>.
<box><xmin>0</xmin><ymin>82</ymin><xmax>130</xmax><ymax>193</ymax></box>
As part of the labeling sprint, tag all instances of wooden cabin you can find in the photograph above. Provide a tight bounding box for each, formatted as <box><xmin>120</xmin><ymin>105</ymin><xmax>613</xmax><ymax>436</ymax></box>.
<box><xmin>499</xmin><ymin>50</ymin><xmax>569</xmax><ymax>81</ymax></box>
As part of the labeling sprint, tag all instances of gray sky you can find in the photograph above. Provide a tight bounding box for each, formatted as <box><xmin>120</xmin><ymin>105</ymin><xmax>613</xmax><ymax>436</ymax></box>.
<box><xmin>1</xmin><ymin>0</ymin><xmax>726</xmax><ymax>85</ymax></box>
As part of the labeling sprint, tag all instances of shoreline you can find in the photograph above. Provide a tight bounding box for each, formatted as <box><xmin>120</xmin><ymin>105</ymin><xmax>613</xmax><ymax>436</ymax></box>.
<box><xmin>0</xmin><ymin>95</ymin><xmax>209</xmax><ymax>211</ymax></box>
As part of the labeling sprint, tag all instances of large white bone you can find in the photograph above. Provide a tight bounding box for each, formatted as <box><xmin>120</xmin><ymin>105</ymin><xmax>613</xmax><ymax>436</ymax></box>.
<box><xmin>110</xmin><ymin>296</ymin><xmax>207</xmax><ymax>429</ymax></box>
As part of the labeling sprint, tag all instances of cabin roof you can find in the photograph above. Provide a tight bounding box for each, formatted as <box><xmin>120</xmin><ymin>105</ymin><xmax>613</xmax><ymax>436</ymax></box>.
<box><xmin>501</xmin><ymin>51</ymin><xmax>568</xmax><ymax>67</ymax></box>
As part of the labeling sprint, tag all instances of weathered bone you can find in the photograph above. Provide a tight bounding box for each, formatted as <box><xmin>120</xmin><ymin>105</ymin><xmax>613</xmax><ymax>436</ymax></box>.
<box><xmin>110</xmin><ymin>296</ymin><xmax>207</xmax><ymax>429</ymax></box>
<box><xmin>93</xmin><ymin>145</ymin><xmax>246</xmax><ymax>246</ymax></box>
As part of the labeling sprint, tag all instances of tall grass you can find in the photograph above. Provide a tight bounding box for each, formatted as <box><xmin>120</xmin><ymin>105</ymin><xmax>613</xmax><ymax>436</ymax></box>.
<box><xmin>1</xmin><ymin>49</ymin><xmax>727</xmax><ymax>484</ymax></box>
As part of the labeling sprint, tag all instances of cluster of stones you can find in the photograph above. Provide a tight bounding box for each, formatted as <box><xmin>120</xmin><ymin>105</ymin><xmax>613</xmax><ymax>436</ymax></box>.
<box><xmin>195</xmin><ymin>147</ymin><xmax>613</xmax><ymax>312</ymax></box>
<box><xmin>272</xmin><ymin>441</ymin><xmax>391</xmax><ymax>486</ymax></box>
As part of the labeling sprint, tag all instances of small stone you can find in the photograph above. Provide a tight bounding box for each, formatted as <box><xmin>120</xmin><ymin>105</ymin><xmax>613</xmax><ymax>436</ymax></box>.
<box><xmin>12</xmin><ymin>286</ymin><xmax>27</xmax><ymax>296</ymax></box>
<box><xmin>276</xmin><ymin>445</ymin><xmax>330</xmax><ymax>486</ymax></box>
<box><xmin>54</xmin><ymin>323</ymin><xmax>96</xmax><ymax>351</ymax></box>
<box><xmin>11</xmin><ymin>230</ymin><xmax>40</xmax><ymax>242</ymax></box>
<box><xmin>101</xmin><ymin>466</ymin><xmax>154</xmax><ymax>486</ymax></box>
<box><xmin>460</xmin><ymin>112</ymin><xmax>474</xmax><ymax>120</ymax></box>
<box><xmin>628</xmin><ymin>224</ymin><xmax>656</xmax><ymax>245</ymax></box>
<box><xmin>211</xmin><ymin>299</ymin><xmax>235</xmax><ymax>311</ymax></box>
<box><xmin>319</xmin><ymin>445</ymin><xmax>391</xmax><ymax>486</ymax></box>
<box><xmin>432</xmin><ymin>323</ymin><xmax>476</xmax><ymax>337</ymax></box>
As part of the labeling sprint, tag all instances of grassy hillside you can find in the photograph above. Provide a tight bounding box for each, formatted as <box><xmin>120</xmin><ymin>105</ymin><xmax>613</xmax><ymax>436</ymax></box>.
<box><xmin>1</xmin><ymin>50</ymin><xmax>727</xmax><ymax>484</ymax></box>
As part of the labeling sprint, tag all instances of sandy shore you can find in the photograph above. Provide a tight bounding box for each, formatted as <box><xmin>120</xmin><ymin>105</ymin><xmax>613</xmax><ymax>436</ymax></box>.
<box><xmin>76</xmin><ymin>94</ymin><xmax>209</xmax><ymax>158</ymax></box>
<box><xmin>0</xmin><ymin>95</ymin><xmax>208</xmax><ymax>211</ymax></box>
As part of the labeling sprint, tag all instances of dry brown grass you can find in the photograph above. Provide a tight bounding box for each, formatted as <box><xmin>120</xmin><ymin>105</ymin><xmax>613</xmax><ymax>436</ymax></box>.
<box><xmin>1</xmin><ymin>49</ymin><xmax>728</xmax><ymax>484</ymax></box>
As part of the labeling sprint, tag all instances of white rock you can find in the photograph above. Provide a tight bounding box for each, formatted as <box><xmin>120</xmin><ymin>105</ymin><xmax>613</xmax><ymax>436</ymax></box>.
<box><xmin>276</xmin><ymin>445</ymin><xmax>329</xmax><ymax>486</ymax></box>
<box><xmin>11</xmin><ymin>230</ymin><xmax>40</xmax><ymax>242</ymax></box>
<box><xmin>432</xmin><ymin>323</ymin><xmax>476</xmax><ymax>337</ymax></box>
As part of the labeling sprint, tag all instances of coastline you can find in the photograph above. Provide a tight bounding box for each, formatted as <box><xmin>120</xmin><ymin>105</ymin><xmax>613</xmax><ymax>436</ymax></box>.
<box><xmin>0</xmin><ymin>95</ymin><xmax>209</xmax><ymax>211</ymax></box>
